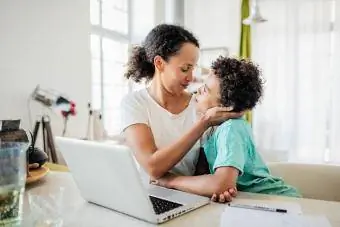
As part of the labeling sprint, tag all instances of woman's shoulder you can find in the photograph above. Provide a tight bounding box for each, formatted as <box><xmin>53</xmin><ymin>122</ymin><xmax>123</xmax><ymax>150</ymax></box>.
<box><xmin>121</xmin><ymin>88</ymin><xmax>149</xmax><ymax>106</ymax></box>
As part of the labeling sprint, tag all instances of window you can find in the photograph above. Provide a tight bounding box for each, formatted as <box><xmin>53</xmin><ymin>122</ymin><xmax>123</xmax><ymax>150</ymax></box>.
<box><xmin>251</xmin><ymin>0</ymin><xmax>339</xmax><ymax>163</ymax></box>
<box><xmin>102</xmin><ymin>0</ymin><xmax>128</xmax><ymax>34</ymax></box>
<box><xmin>90</xmin><ymin>0</ymin><xmax>130</xmax><ymax>135</ymax></box>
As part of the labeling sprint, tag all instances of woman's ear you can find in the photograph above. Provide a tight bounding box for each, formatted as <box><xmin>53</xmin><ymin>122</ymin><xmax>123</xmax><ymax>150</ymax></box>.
<box><xmin>154</xmin><ymin>55</ymin><xmax>165</xmax><ymax>72</ymax></box>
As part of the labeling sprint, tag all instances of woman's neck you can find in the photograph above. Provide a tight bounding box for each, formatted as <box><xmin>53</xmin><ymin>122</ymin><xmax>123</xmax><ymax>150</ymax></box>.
<box><xmin>148</xmin><ymin>76</ymin><xmax>189</xmax><ymax>111</ymax></box>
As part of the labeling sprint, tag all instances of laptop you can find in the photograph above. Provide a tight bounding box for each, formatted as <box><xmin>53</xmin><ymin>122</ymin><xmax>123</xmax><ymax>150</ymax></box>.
<box><xmin>55</xmin><ymin>137</ymin><xmax>210</xmax><ymax>224</ymax></box>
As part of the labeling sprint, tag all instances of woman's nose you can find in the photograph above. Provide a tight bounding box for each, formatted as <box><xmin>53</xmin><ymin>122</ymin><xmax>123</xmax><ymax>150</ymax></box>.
<box><xmin>186</xmin><ymin>71</ymin><xmax>194</xmax><ymax>82</ymax></box>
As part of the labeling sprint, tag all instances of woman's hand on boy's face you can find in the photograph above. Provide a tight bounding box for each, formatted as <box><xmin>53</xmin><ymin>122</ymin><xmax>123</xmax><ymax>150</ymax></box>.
<box><xmin>211</xmin><ymin>187</ymin><xmax>238</xmax><ymax>203</ymax></box>
<box><xmin>203</xmin><ymin>107</ymin><xmax>245</xmax><ymax>128</ymax></box>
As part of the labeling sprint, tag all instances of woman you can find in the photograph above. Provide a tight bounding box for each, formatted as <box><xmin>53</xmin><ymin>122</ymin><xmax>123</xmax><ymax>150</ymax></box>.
<box><xmin>120</xmin><ymin>24</ymin><xmax>240</xmax><ymax>200</ymax></box>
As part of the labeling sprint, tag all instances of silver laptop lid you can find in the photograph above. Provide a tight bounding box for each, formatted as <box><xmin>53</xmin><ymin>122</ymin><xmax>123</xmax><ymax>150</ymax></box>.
<box><xmin>55</xmin><ymin>137</ymin><xmax>157</xmax><ymax>223</ymax></box>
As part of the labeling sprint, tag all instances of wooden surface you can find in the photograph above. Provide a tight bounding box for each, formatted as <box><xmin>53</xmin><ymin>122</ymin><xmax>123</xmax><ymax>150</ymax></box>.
<box><xmin>44</xmin><ymin>162</ymin><xmax>69</xmax><ymax>172</ymax></box>
<box><xmin>26</xmin><ymin>162</ymin><xmax>68</xmax><ymax>184</ymax></box>
<box><xmin>26</xmin><ymin>166</ymin><xmax>49</xmax><ymax>184</ymax></box>
<box><xmin>23</xmin><ymin>172</ymin><xmax>340</xmax><ymax>226</ymax></box>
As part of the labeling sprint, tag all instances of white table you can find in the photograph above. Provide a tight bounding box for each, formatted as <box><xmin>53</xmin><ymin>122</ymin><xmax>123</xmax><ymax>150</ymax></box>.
<box><xmin>23</xmin><ymin>172</ymin><xmax>340</xmax><ymax>226</ymax></box>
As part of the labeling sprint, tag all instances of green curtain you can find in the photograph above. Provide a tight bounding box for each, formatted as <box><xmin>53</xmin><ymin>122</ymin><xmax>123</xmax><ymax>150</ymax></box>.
<box><xmin>239</xmin><ymin>0</ymin><xmax>252</xmax><ymax>124</ymax></box>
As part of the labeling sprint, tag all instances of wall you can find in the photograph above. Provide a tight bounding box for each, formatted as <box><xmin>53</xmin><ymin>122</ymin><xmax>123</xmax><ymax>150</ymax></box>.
<box><xmin>164</xmin><ymin>0</ymin><xmax>185</xmax><ymax>25</ymax></box>
<box><xmin>131</xmin><ymin>0</ymin><xmax>177</xmax><ymax>44</ymax></box>
<box><xmin>154</xmin><ymin>0</ymin><xmax>166</xmax><ymax>25</ymax></box>
<box><xmin>184</xmin><ymin>0</ymin><xmax>241</xmax><ymax>56</ymax></box>
<box><xmin>0</xmin><ymin>0</ymin><xmax>91</xmax><ymax>141</ymax></box>
<box><xmin>131</xmin><ymin>0</ymin><xmax>156</xmax><ymax>44</ymax></box>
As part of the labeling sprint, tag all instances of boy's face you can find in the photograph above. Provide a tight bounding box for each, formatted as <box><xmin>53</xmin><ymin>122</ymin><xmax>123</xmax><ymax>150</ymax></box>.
<box><xmin>195</xmin><ymin>73</ymin><xmax>221</xmax><ymax>114</ymax></box>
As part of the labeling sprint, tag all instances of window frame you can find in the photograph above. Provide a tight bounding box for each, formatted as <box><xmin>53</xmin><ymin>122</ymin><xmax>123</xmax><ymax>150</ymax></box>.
<box><xmin>90</xmin><ymin>0</ymin><xmax>134</xmax><ymax>135</ymax></box>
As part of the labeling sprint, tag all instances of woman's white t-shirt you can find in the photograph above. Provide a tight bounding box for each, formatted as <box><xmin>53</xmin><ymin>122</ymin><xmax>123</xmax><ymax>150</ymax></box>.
<box><xmin>120</xmin><ymin>88</ymin><xmax>200</xmax><ymax>183</ymax></box>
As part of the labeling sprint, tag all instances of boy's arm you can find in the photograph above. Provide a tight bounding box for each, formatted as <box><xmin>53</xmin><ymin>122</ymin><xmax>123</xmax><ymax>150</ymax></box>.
<box><xmin>158</xmin><ymin>124</ymin><xmax>245</xmax><ymax>198</ymax></box>
<box><xmin>164</xmin><ymin>167</ymin><xmax>239</xmax><ymax>197</ymax></box>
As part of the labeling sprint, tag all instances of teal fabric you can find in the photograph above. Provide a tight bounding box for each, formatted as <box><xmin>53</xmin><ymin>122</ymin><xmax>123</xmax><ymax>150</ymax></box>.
<box><xmin>203</xmin><ymin>119</ymin><xmax>301</xmax><ymax>198</ymax></box>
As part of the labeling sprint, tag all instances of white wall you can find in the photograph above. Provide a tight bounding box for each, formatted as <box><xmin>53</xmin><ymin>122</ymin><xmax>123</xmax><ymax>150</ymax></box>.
<box><xmin>0</xmin><ymin>1</ymin><xmax>91</xmax><ymax>140</ymax></box>
<box><xmin>131</xmin><ymin>0</ymin><xmax>156</xmax><ymax>44</ymax></box>
<box><xmin>131</xmin><ymin>0</ymin><xmax>170</xmax><ymax>44</ymax></box>
<box><xmin>184</xmin><ymin>0</ymin><xmax>241</xmax><ymax>56</ymax></box>
<box><xmin>155</xmin><ymin>0</ymin><xmax>167</xmax><ymax>25</ymax></box>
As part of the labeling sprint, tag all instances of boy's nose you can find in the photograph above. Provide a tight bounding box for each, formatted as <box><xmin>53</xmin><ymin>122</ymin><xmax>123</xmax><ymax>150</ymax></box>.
<box><xmin>197</xmin><ymin>85</ymin><xmax>203</xmax><ymax>95</ymax></box>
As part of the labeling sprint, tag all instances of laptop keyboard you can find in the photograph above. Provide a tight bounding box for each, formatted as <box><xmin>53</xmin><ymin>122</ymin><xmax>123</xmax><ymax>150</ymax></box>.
<box><xmin>149</xmin><ymin>196</ymin><xmax>183</xmax><ymax>214</ymax></box>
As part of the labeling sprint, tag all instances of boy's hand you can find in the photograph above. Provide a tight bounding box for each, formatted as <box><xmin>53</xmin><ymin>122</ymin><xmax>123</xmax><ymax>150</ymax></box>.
<box><xmin>150</xmin><ymin>172</ymin><xmax>177</xmax><ymax>188</ymax></box>
<box><xmin>211</xmin><ymin>187</ymin><xmax>238</xmax><ymax>203</ymax></box>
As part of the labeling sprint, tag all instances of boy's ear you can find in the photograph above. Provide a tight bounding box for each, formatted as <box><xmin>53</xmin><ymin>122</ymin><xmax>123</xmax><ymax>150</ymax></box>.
<box><xmin>219</xmin><ymin>104</ymin><xmax>234</xmax><ymax>111</ymax></box>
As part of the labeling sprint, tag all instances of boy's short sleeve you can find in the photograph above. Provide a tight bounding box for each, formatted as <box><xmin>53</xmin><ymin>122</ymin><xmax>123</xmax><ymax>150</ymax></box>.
<box><xmin>213</xmin><ymin>126</ymin><xmax>246</xmax><ymax>175</ymax></box>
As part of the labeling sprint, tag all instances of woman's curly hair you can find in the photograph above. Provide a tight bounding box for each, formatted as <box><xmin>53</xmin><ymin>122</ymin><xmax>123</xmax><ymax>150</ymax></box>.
<box><xmin>211</xmin><ymin>56</ymin><xmax>264</xmax><ymax>112</ymax></box>
<box><xmin>125</xmin><ymin>24</ymin><xmax>199</xmax><ymax>83</ymax></box>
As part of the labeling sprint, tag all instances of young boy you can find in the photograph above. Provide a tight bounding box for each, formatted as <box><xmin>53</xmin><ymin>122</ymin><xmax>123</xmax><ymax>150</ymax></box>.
<box><xmin>156</xmin><ymin>56</ymin><xmax>301</xmax><ymax>200</ymax></box>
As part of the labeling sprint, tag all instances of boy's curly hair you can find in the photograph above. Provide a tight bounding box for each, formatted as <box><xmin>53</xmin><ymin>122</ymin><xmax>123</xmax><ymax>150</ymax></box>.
<box><xmin>211</xmin><ymin>56</ymin><xmax>264</xmax><ymax>112</ymax></box>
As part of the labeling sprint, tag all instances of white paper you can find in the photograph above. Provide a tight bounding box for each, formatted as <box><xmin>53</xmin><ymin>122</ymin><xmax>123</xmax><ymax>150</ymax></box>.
<box><xmin>220</xmin><ymin>206</ymin><xmax>332</xmax><ymax>227</ymax></box>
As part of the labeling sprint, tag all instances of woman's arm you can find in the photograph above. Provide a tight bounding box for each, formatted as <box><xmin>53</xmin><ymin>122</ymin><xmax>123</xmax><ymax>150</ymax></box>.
<box><xmin>124</xmin><ymin>117</ymin><xmax>208</xmax><ymax>179</ymax></box>
<box><xmin>124</xmin><ymin>105</ymin><xmax>243</xmax><ymax>179</ymax></box>
<box><xmin>163</xmin><ymin>167</ymin><xmax>239</xmax><ymax>197</ymax></box>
